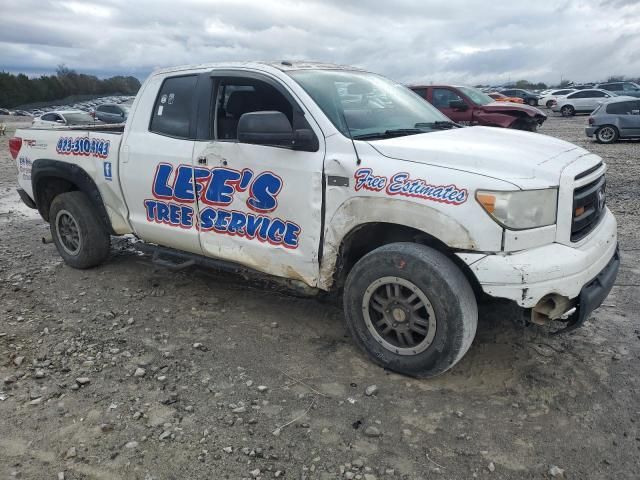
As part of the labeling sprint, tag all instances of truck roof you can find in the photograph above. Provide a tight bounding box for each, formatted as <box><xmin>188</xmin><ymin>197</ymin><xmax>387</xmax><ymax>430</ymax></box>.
<box><xmin>150</xmin><ymin>61</ymin><xmax>364</xmax><ymax>77</ymax></box>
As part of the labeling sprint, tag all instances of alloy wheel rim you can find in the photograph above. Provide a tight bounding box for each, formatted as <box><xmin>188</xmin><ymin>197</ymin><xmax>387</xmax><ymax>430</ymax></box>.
<box><xmin>362</xmin><ymin>276</ymin><xmax>437</xmax><ymax>356</ymax></box>
<box><xmin>55</xmin><ymin>210</ymin><xmax>82</xmax><ymax>255</ymax></box>
<box><xmin>599</xmin><ymin>127</ymin><xmax>615</xmax><ymax>141</ymax></box>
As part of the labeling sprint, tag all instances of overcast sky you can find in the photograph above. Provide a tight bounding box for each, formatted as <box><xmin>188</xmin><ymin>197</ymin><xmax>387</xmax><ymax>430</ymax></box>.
<box><xmin>2</xmin><ymin>0</ymin><xmax>640</xmax><ymax>86</ymax></box>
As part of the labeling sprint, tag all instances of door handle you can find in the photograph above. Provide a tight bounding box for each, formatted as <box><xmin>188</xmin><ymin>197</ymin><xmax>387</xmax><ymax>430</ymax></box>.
<box><xmin>197</xmin><ymin>156</ymin><xmax>207</xmax><ymax>165</ymax></box>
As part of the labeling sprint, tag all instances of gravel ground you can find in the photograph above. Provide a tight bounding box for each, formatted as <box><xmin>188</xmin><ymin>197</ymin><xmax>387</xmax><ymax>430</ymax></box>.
<box><xmin>0</xmin><ymin>114</ymin><xmax>638</xmax><ymax>480</ymax></box>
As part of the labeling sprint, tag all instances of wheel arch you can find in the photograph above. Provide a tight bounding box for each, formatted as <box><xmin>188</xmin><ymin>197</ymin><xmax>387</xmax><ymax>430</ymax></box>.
<box><xmin>318</xmin><ymin>197</ymin><xmax>483</xmax><ymax>296</ymax></box>
<box><xmin>31</xmin><ymin>159</ymin><xmax>115</xmax><ymax>234</ymax></box>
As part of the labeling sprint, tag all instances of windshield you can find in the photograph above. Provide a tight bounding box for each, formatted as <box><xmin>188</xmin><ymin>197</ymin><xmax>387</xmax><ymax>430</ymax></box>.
<box><xmin>288</xmin><ymin>70</ymin><xmax>451</xmax><ymax>139</ymax></box>
<box><xmin>64</xmin><ymin>113</ymin><xmax>96</xmax><ymax>125</ymax></box>
<box><xmin>457</xmin><ymin>86</ymin><xmax>494</xmax><ymax>105</ymax></box>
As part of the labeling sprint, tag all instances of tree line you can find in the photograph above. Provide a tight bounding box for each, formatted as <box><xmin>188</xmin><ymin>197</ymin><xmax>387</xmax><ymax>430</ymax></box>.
<box><xmin>0</xmin><ymin>65</ymin><xmax>141</xmax><ymax>108</ymax></box>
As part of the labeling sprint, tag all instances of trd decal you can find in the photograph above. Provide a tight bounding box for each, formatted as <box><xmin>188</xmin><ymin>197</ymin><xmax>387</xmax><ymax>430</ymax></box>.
<box><xmin>145</xmin><ymin>164</ymin><xmax>301</xmax><ymax>249</ymax></box>
<box><xmin>354</xmin><ymin>168</ymin><xmax>468</xmax><ymax>205</ymax></box>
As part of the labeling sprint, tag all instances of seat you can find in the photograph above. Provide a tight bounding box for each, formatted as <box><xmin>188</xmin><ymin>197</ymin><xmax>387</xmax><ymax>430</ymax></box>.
<box><xmin>219</xmin><ymin>90</ymin><xmax>264</xmax><ymax>139</ymax></box>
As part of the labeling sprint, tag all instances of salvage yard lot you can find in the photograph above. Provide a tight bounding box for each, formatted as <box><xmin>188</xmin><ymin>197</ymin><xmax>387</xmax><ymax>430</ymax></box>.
<box><xmin>0</xmin><ymin>115</ymin><xmax>638</xmax><ymax>479</ymax></box>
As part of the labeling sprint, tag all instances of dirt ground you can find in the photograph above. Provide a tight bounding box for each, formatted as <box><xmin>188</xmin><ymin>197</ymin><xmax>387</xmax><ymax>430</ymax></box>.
<box><xmin>0</xmin><ymin>114</ymin><xmax>638</xmax><ymax>480</ymax></box>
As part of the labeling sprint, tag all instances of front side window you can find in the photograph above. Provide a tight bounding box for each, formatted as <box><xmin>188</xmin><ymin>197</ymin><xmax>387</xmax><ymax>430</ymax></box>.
<box><xmin>150</xmin><ymin>75</ymin><xmax>198</xmax><ymax>138</ymax></box>
<box><xmin>622</xmin><ymin>83</ymin><xmax>640</xmax><ymax>92</ymax></box>
<box><xmin>457</xmin><ymin>86</ymin><xmax>493</xmax><ymax>106</ymax></box>
<box><xmin>569</xmin><ymin>91</ymin><xmax>586</xmax><ymax>99</ymax></box>
<box><xmin>602</xmin><ymin>84</ymin><xmax>622</xmax><ymax>91</ymax></box>
<box><xmin>289</xmin><ymin>70</ymin><xmax>450</xmax><ymax>140</ymax></box>
<box><xmin>213</xmin><ymin>79</ymin><xmax>293</xmax><ymax>140</ymax></box>
<box><xmin>432</xmin><ymin>88</ymin><xmax>464</xmax><ymax>108</ymax></box>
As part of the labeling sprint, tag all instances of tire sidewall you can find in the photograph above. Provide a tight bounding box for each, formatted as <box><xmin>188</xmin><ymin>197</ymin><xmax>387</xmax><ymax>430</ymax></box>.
<box><xmin>343</xmin><ymin>244</ymin><xmax>476</xmax><ymax>377</ymax></box>
<box><xmin>561</xmin><ymin>105</ymin><xmax>574</xmax><ymax>116</ymax></box>
<box><xmin>49</xmin><ymin>192</ymin><xmax>110</xmax><ymax>268</ymax></box>
<box><xmin>595</xmin><ymin>125</ymin><xmax>618</xmax><ymax>144</ymax></box>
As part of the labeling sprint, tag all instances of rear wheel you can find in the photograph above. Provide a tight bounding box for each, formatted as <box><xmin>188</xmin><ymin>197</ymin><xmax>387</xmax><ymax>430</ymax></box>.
<box><xmin>343</xmin><ymin>243</ymin><xmax>478</xmax><ymax>378</ymax></box>
<box><xmin>527</xmin><ymin>98</ymin><xmax>537</xmax><ymax>106</ymax></box>
<box><xmin>595</xmin><ymin>125</ymin><xmax>619</xmax><ymax>144</ymax></box>
<box><xmin>561</xmin><ymin>105</ymin><xmax>575</xmax><ymax>117</ymax></box>
<box><xmin>49</xmin><ymin>191</ymin><xmax>111</xmax><ymax>269</ymax></box>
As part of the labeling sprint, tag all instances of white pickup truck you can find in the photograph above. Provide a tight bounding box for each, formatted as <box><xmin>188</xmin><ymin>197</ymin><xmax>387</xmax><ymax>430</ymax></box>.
<box><xmin>9</xmin><ymin>61</ymin><xmax>619</xmax><ymax>377</ymax></box>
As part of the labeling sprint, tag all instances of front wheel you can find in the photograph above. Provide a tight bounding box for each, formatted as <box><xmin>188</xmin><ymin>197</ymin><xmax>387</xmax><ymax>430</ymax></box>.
<box><xmin>343</xmin><ymin>243</ymin><xmax>478</xmax><ymax>378</ymax></box>
<box><xmin>49</xmin><ymin>191</ymin><xmax>111</xmax><ymax>269</ymax></box>
<box><xmin>513</xmin><ymin>119</ymin><xmax>538</xmax><ymax>132</ymax></box>
<box><xmin>527</xmin><ymin>98</ymin><xmax>537</xmax><ymax>106</ymax></box>
<box><xmin>595</xmin><ymin>125</ymin><xmax>619</xmax><ymax>144</ymax></box>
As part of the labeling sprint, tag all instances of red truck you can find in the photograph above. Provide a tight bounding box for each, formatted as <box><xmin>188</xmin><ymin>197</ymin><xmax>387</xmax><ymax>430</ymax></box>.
<box><xmin>410</xmin><ymin>85</ymin><xmax>547</xmax><ymax>132</ymax></box>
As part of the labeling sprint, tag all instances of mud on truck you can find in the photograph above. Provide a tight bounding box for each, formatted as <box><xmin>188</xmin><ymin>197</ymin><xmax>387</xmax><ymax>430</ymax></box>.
<box><xmin>10</xmin><ymin>62</ymin><xmax>619</xmax><ymax>377</ymax></box>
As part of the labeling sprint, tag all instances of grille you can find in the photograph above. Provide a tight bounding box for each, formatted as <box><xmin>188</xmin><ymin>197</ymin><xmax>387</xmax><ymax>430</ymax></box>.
<box><xmin>571</xmin><ymin>174</ymin><xmax>606</xmax><ymax>242</ymax></box>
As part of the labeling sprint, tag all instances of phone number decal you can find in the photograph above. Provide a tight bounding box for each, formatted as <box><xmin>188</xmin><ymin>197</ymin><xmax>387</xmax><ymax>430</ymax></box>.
<box><xmin>56</xmin><ymin>136</ymin><xmax>111</xmax><ymax>159</ymax></box>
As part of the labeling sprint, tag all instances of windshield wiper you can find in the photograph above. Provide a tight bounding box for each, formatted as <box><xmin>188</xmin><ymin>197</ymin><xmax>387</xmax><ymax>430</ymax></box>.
<box><xmin>353</xmin><ymin>128</ymin><xmax>425</xmax><ymax>140</ymax></box>
<box><xmin>415</xmin><ymin>121</ymin><xmax>461</xmax><ymax>129</ymax></box>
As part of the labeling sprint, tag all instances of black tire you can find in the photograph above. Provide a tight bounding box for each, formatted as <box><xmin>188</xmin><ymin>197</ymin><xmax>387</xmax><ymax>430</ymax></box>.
<box><xmin>546</xmin><ymin>100</ymin><xmax>555</xmax><ymax>108</ymax></box>
<box><xmin>595</xmin><ymin>125</ymin><xmax>619</xmax><ymax>144</ymax></box>
<box><xmin>49</xmin><ymin>191</ymin><xmax>111</xmax><ymax>269</ymax></box>
<box><xmin>343</xmin><ymin>243</ymin><xmax>477</xmax><ymax>378</ymax></box>
<box><xmin>527</xmin><ymin>98</ymin><xmax>537</xmax><ymax>106</ymax></box>
<box><xmin>560</xmin><ymin>105</ymin><xmax>575</xmax><ymax>117</ymax></box>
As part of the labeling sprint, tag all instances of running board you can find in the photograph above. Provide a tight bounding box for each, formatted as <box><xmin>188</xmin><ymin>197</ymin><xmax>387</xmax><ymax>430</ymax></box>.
<box><xmin>135</xmin><ymin>242</ymin><xmax>320</xmax><ymax>297</ymax></box>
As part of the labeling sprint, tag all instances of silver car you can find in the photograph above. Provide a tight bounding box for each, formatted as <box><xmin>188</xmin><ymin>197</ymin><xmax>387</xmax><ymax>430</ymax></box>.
<box><xmin>552</xmin><ymin>89</ymin><xmax>621</xmax><ymax>116</ymax></box>
<box><xmin>586</xmin><ymin>98</ymin><xmax>640</xmax><ymax>143</ymax></box>
<box><xmin>94</xmin><ymin>103</ymin><xmax>129</xmax><ymax>123</ymax></box>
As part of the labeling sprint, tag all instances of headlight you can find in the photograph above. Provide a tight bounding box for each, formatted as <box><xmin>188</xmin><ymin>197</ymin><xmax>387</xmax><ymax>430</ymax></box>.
<box><xmin>476</xmin><ymin>188</ymin><xmax>558</xmax><ymax>230</ymax></box>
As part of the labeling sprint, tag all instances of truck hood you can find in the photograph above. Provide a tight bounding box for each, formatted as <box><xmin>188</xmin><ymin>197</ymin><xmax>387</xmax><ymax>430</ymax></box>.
<box><xmin>483</xmin><ymin>101</ymin><xmax>546</xmax><ymax>117</ymax></box>
<box><xmin>368</xmin><ymin>126</ymin><xmax>594</xmax><ymax>187</ymax></box>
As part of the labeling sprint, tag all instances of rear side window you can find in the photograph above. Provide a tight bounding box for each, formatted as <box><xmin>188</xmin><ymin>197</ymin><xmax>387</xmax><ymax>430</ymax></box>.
<box><xmin>601</xmin><ymin>84</ymin><xmax>622</xmax><ymax>91</ymax></box>
<box><xmin>150</xmin><ymin>75</ymin><xmax>198</xmax><ymax>138</ymax></box>
<box><xmin>606</xmin><ymin>101</ymin><xmax>638</xmax><ymax>114</ymax></box>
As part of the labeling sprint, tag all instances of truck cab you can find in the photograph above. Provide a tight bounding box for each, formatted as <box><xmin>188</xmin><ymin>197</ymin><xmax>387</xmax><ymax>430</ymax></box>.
<box><xmin>10</xmin><ymin>62</ymin><xmax>618</xmax><ymax>378</ymax></box>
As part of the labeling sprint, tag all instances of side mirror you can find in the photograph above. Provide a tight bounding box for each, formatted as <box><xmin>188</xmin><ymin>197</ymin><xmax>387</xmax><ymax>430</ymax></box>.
<box><xmin>449</xmin><ymin>99</ymin><xmax>469</xmax><ymax>111</ymax></box>
<box><xmin>238</xmin><ymin>111</ymin><xmax>317</xmax><ymax>151</ymax></box>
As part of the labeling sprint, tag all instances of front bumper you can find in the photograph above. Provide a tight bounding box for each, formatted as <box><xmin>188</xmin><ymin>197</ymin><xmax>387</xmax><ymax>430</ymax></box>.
<box><xmin>585</xmin><ymin>127</ymin><xmax>597</xmax><ymax>137</ymax></box>
<box><xmin>463</xmin><ymin>209</ymin><xmax>618</xmax><ymax>310</ymax></box>
<box><xmin>559</xmin><ymin>245</ymin><xmax>619</xmax><ymax>332</ymax></box>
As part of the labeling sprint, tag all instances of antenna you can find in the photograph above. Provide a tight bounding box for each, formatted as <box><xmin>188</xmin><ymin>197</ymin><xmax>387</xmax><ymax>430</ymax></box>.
<box><xmin>339</xmin><ymin>108</ymin><xmax>361</xmax><ymax>166</ymax></box>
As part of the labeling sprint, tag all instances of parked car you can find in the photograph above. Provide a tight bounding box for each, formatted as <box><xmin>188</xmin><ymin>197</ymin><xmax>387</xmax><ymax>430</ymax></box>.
<box><xmin>487</xmin><ymin>92</ymin><xmax>524</xmax><ymax>104</ymax></box>
<box><xmin>499</xmin><ymin>89</ymin><xmax>540</xmax><ymax>106</ymax></box>
<box><xmin>586</xmin><ymin>98</ymin><xmax>640</xmax><ymax>143</ymax></box>
<box><xmin>594</xmin><ymin>81</ymin><xmax>640</xmax><ymax>98</ymax></box>
<box><xmin>13</xmin><ymin>110</ymin><xmax>32</xmax><ymax>117</ymax></box>
<box><xmin>539</xmin><ymin>89</ymin><xmax>576</xmax><ymax>108</ymax></box>
<box><xmin>9</xmin><ymin>61</ymin><xmax>618</xmax><ymax>377</ymax></box>
<box><xmin>0</xmin><ymin>108</ymin><xmax>12</xmax><ymax>115</ymax></box>
<box><xmin>32</xmin><ymin>110</ymin><xmax>98</xmax><ymax>128</ymax></box>
<box><xmin>410</xmin><ymin>85</ymin><xmax>546</xmax><ymax>131</ymax></box>
<box><xmin>552</xmin><ymin>89</ymin><xmax>627</xmax><ymax>116</ymax></box>
<box><xmin>93</xmin><ymin>103</ymin><xmax>130</xmax><ymax>123</ymax></box>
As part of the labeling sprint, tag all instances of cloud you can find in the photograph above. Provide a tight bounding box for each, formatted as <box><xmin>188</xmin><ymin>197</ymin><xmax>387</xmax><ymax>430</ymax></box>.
<box><xmin>1</xmin><ymin>0</ymin><xmax>639</xmax><ymax>85</ymax></box>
